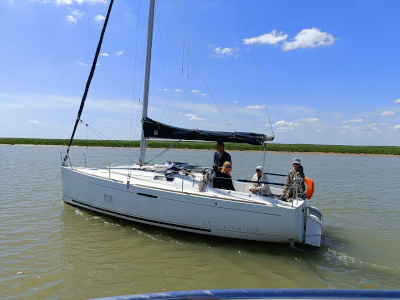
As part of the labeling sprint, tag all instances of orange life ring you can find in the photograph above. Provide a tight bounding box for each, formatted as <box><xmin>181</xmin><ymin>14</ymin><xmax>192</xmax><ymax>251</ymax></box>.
<box><xmin>304</xmin><ymin>177</ymin><xmax>314</xmax><ymax>199</ymax></box>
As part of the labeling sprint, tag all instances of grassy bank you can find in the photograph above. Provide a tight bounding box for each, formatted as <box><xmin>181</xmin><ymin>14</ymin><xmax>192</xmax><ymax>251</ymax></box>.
<box><xmin>1</xmin><ymin>137</ymin><xmax>399</xmax><ymax>155</ymax></box>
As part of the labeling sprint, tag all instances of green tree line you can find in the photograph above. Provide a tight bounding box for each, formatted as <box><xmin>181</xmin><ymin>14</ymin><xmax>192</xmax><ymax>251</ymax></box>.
<box><xmin>1</xmin><ymin>138</ymin><xmax>399</xmax><ymax>155</ymax></box>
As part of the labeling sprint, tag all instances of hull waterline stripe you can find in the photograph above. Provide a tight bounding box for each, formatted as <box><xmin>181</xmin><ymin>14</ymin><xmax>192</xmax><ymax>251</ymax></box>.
<box><xmin>70</xmin><ymin>198</ymin><xmax>211</xmax><ymax>232</ymax></box>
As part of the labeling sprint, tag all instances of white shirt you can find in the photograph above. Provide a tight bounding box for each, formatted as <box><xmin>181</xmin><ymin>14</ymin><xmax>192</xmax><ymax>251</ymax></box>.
<box><xmin>250</xmin><ymin>173</ymin><xmax>272</xmax><ymax>195</ymax></box>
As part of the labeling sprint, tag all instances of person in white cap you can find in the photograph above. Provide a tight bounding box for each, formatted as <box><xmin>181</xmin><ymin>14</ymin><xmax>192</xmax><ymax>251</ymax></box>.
<box><xmin>281</xmin><ymin>158</ymin><xmax>305</xmax><ymax>200</ymax></box>
<box><xmin>249</xmin><ymin>166</ymin><xmax>272</xmax><ymax>196</ymax></box>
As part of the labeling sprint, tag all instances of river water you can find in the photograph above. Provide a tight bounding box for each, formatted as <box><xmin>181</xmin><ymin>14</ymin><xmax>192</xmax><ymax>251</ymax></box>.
<box><xmin>1</xmin><ymin>145</ymin><xmax>399</xmax><ymax>299</ymax></box>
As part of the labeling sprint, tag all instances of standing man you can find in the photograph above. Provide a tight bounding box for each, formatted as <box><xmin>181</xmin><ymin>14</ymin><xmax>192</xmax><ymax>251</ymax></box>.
<box><xmin>213</xmin><ymin>141</ymin><xmax>231</xmax><ymax>188</ymax></box>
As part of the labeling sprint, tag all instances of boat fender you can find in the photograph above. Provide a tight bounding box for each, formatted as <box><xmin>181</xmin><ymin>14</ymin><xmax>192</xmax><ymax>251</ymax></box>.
<box><xmin>304</xmin><ymin>177</ymin><xmax>314</xmax><ymax>199</ymax></box>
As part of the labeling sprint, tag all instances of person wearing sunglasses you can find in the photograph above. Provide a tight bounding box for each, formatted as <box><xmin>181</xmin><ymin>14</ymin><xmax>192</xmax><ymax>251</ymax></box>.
<box><xmin>213</xmin><ymin>141</ymin><xmax>232</xmax><ymax>188</ymax></box>
<box><xmin>281</xmin><ymin>158</ymin><xmax>305</xmax><ymax>201</ymax></box>
<box><xmin>218</xmin><ymin>161</ymin><xmax>235</xmax><ymax>191</ymax></box>
<box><xmin>249</xmin><ymin>166</ymin><xmax>272</xmax><ymax>196</ymax></box>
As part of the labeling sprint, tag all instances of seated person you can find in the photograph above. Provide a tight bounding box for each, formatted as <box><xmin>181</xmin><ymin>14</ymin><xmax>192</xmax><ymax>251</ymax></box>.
<box><xmin>281</xmin><ymin>158</ymin><xmax>305</xmax><ymax>200</ymax></box>
<box><xmin>219</xmin><ymin>161</ymin><xmax>235</xmax><ymax>191</ymax></box>
<box><xmin>249</xmin><ymin>166</ymin><xmax>272</xmax><ymax>196</ymax></box>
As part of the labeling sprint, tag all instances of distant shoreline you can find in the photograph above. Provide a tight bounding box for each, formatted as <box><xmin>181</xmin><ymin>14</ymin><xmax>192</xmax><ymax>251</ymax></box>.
<box><xmin>1</xmin><ymin>138</ymin><xmax>399</xmax><ymax>157</ymax></box>
<box><xmin>2</xmin><ymin>143</ymin><xmax>398</xmax><ymax>157</ymax></box>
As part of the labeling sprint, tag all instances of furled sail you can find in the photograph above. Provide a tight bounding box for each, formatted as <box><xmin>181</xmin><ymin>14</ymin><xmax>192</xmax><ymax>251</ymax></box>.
<box><xmin>143</xmin><ymin>117</ymin><xmax>273</xmax><ymax>145</ymax></box>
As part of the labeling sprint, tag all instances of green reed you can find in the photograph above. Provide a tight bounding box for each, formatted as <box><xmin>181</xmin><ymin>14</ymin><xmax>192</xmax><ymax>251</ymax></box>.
<box><xmin>1</xmin><ymin>138</ymin><xmax>399</xmax><ymax>155</ymax></box>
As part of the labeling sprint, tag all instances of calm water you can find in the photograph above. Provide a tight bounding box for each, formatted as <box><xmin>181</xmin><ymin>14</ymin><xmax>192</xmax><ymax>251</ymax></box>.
<box><xmin>1</xmin><ymin>145</ymin><xmax>399</xmax><ymax>299</ymax></box>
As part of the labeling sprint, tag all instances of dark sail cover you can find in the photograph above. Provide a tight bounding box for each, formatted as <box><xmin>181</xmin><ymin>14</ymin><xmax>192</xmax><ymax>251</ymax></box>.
<box><xmin>143</xmin><ymin>117</ymin><xmax>273</xmax><ymax>145</ymax></box>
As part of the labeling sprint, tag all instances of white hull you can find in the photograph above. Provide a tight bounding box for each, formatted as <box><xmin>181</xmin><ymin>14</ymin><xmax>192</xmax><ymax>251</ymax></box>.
<box><xmin>61</xmin><ymin>164</ymin><xmax>322</xmax><ymax>246</ymax></box>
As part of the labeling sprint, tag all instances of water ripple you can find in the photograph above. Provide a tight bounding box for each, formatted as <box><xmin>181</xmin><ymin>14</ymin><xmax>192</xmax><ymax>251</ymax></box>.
<box><xmin>1</xmin><ymin>145</ymin><xmax>399</xmax><ymax>299</ymax></box>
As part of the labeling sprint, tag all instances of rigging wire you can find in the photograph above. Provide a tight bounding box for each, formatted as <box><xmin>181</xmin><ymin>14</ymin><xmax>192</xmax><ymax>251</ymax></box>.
<box><xmin>138</xmin><ymin>0</ymin><xmax>186</xmax><ymax>160</ymax></box>
<box><xmin>156</xmin><ymin>0</ymin><xmax>184</xmax><ymax>126</ymax></box>
<box><xmin>174</xmin><ymin>0</ymin><xmax>236</xmax><ymax>133</ymax></box>
<box><xmin>160</xmin><ymin>69</ymin><xmax>186</xmax><ymax>120</ymax></box>
<box><xmin>155</xmin><ymin>0</ymin><xmax>169</xmax><ymax>105</ymax></box>
<box><xmin>157</xmin><ymin>0</ymin><xmax>190</xmax><ymax>125</ymax></box>
<box><xmin>79</xmin><ymin>120</ymin><xmax>136</xmax><ymax>164</ymax></box>
<box><xmin>243</xmin><ymin>0</ymin><xmax>288</xmax><ymax>144</ymax></box>
<box><xmin>139</xmin><ymin>0</ymin><xmax>186</xmax><ymax>163</ymax></box>
<box><xmin>145</xmin><ymin>139</ymin><xmax>182</xmax><ymax>165</ymax></box>
<box><xmin>176</xmin><ymin>0</ymin><xmax>198</xmax><ymax>131</ymax></box>
<box><xmin>129</xmin><ymin>0</ymin><xmax>142</xmax><ymax>173</ymax></box>
<box><xmin>159</xmin><ymin>42</ymin><xmax>194</xmax><ymax>128</ymax></box>
<box><xmin>238</xmin><ymin>0</ymin><xmax>275</xmax><ymax>138</ymax></box>
<box><xmin>62</xmin><ymin>0</ymin><xmax>114</xmax><ymax>166</ymax></box>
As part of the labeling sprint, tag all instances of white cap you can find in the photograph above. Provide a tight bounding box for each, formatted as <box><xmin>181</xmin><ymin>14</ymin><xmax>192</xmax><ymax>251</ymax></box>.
<box><xmin>292</xmin><ymin>158</ymin><xmax>301</xmax><ymax>165</ymax></box>
<box><xmin>256</xmin><ymin>166</ymin><xmax>263</xmax><ymax>171</ymax></box>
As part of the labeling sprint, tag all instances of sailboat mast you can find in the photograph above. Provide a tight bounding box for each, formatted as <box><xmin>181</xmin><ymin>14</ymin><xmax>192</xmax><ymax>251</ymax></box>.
<box><xmin>139</xmin><ymin>0</ymin><xmax>156</xmax><ymax>165</ymax></box>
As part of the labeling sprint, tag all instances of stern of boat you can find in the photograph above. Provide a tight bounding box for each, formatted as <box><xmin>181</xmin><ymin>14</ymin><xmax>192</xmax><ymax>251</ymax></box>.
<box><xmin>304</xmin><ymin>206</ymin><xmax>323</xmax><ymax>247</ymax></box>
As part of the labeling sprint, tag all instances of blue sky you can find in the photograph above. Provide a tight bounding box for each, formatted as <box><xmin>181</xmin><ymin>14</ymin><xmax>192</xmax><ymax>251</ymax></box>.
<box><xmin>0</xmin><ymin>0</ymin><xmax>399</xmax><ymax>146</ymax></box>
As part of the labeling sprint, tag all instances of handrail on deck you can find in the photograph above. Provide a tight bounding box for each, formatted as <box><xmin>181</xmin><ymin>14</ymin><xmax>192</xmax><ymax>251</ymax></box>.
<box><xmin>59</xmin><ymin>151</ymin><xmax>87</xmax><ymax>167</ymax></box>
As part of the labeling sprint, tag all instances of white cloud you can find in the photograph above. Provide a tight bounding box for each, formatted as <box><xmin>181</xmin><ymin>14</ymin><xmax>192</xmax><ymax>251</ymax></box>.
<box><xmin>349</xmin><ymin>118</ymin><xmax>363</xmax><ymax>123</ymax></box>
<box><xmin>389</xmin><ymin>125</ymin><xmax>400</xmax><ymax>130</ymax></box>
<box><xmin>32</xmin><ymin>0</ymin><xmax>107</xmax><ymax>5</ymax></box>
<box><xmin>243</xmin><ymin>29</ymin><xmax>288</xmax><ymax>46</ymax></box>
<box><xmin>71</xmin><ymin>9</ymin><xmax>83</xmax><ymax>17</ymax></box>
<box><xmin>191</xmin><ymin>90</ymin><xmax>200</xmax><ymax>93</ymax></box>
<box><xmin>212</xmin><ymin>47</ymin><xmax>238</xmax><ymax>58</ymax></box>
<box><xmin>66</xmin><ymin>15</ymin><xmax>77</xmax><ymax>24</ymax></box>
<box><xmin>395</xmin><ymin>99</ymin><xmax>400</xmax><ymax>104</ymax></box>
<box><xmin>27</xmin><ymin>120</ymin><xmax>50</xmax><ymax>125</ymax></box>
<box><xmin>66</xmin><ymin>9</ymin><xmax>83</xmax><ymax>24</ymax></box>
<box><xmin>100</xmin><ymin>52</ymin><xmax>109</xmax><ymax>57</ymax></box>
<box><xmin>185</xmin><ymin>114</ymin><xmax>204</xmax><ymax>121</ymax></box>
<box><xmin>282</xmin><ymin>27</ymin><xmax>337</xmax><ymax>52</ymax></box>
<box><xmin>0</xmin><ymin>93</ymin><xmax>137</xmax><ymax>115</ymax></box>
<box><xmin>55</xmin><ymin>0</ymin><xmax>107</xmax><ymax>4</ymax></box>
<box><xmin>300</xmin><ymin>117</ymin><xmax>319</xmax><ymax>123</ymax></box>
<box><xmin>76</xmin><ymin>60</ymin><xmax>88</xmax><ymax>66</ymax></box>
<box><xmin>275</xmin><ymin>120</ymin><xmax>299</xmax><ymax>126</ymax></box>
<box><xmin>94</xmin><ymin>14</ymin><xmax>105</xmax><ymax>23</ymax></box>
<box><xmin>380</xmin><ymin>111</ymin><xmax>395</xmax><ymax>116</ymax></box>
<box><xmin>246</xmin><ymin>104</ymin><xmax>266</xmax><ymax>109</ymax></box>
<box><xmin>337</xmin><ymin>122</ymin><xmax>386</xmax><ymax>135</ymax></box>
<box><xmin>56</xmin><ymin>0</ymin><xmax>73</xmax><ymax>4</ymax></box>
<box><xmin>115</xmin><ymin>51</ymin><xmax>124</xmax><ymax>56</ymax></box>
<box><xmin>274</xmin><ymin>120</ymin><xmax>300</xmax><ymax>132</ymax></box>
<box><xmin>175</xmin><ymin>89</ymin><xmax>181</xmax><ymax>92</ymax></box>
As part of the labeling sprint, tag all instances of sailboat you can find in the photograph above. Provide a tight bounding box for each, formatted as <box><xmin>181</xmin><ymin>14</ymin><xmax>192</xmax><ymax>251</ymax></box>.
<box><xmin>61</xmin><ymin>0</ymin><xmax>323</xmax><ymax>247</ymax></box>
